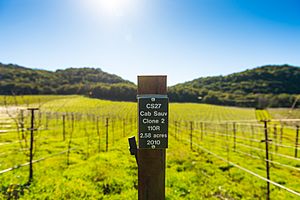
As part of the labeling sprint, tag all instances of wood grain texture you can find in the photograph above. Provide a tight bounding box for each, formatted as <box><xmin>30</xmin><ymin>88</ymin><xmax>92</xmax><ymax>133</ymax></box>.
<box><xmin>137</xmin><ymin>75</ymin><xmax>167</xmax><ymax>200</ymax></box>
<box><xmin>137</xmin><ymin>76</ymin><xmax>167</xmax><ymax>95</ymax></box>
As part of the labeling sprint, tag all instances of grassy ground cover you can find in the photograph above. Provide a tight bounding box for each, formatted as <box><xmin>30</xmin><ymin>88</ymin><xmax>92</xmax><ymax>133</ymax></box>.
<box><xmin>0</xmin><ymin>95</ymin><xmax>299</xmax><ymax>199</ymax></box>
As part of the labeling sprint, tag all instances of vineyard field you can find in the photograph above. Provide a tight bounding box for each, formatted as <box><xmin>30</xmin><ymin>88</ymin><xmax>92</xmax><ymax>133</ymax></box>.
<box><xmin>268</xmin><ymin>108</ymin><xmax>300</xmax><ymax>120</ymax></box>
<box><xmin>0</xmin><ymin>95</ymin><xmax>299</xmax><ymax>199</ymax></box>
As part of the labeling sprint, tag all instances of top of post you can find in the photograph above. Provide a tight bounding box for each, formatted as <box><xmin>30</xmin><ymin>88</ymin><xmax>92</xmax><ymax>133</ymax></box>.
<box><xmin>27</xmin><ymin>108</ymin><xmax>39</xmax><ymax>111</ymax></box>
<box><xmin>137</xmin><ymin>75</ymin><xmax>167</xmax><ymax>95</ymax></box>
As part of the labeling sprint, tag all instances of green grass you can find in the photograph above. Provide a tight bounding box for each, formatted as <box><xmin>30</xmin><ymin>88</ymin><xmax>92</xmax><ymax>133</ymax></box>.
<box><xmin>268</xmin><ymin>108</ymin><xmax>300</xmax><ymax>120</ymax></box>
<box><xmin>170</xmin><ymin>103</ymin><xmax>256</xmax><ymax>122</ymax></box>
<box><xmin>0</xmin><ymin>95</ymin><xmax>299</xmax><ymax>199</ymax></box>
<box><xmin>255</xmin><ymin>109</ymin><xmax>272</xmax><ymax>121</ymax></box>
<box><xmin>0</xmin><ymin>95</ymin><xmax>75</xmax><ymax>107</ymax></box>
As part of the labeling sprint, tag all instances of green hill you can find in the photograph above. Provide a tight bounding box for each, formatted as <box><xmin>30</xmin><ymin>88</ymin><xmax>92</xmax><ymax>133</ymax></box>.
<box><xmin>1</xmin><ymin>63</ymin><xmax>299</xmax><ymax>107</ymax></box>
<box><xmin>0</xmin><ymin>63</ymin><xmax>136</xmax><ymax>101</ymax></box>
<box><xmin>169</xmin><ymin>65</ymin><xmax>300</xmax><ymax>108</ymax></box>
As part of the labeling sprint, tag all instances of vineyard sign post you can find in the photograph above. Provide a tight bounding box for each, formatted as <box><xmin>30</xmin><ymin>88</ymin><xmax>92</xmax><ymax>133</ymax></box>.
<box><xmin>137</xmin><ymin>75</ymin><xmax>168</xmax><ymax>200</ymax></box>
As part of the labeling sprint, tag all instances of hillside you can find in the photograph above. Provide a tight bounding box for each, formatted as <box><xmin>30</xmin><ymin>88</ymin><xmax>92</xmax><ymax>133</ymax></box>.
<box><xmin>169</xmin><ymin>65</ymin><xmax>300</xmax><ymax>107</ymax></box>
<box><xmin>1</xmin><ymin>63</ymin><xmax>299</xmax><ymax>107</ymax></box>
<box><xmin>0</xmin><ymin>63</ymin><xmax>136</xmax><ymax>101</ymax></box>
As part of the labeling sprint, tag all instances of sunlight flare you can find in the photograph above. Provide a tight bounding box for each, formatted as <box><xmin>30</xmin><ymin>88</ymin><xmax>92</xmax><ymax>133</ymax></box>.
<box><xmin>81</xmin><ymin>0</ymin><xmax>137</xmax><ymax>18</ymax></box>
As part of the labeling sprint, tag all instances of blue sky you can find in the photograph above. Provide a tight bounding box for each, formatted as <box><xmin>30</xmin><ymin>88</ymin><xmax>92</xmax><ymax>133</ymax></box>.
<box><xmin>0</xmin><ymin>0</ymin><xmax>300</xmax><ymax>85</ymax></box>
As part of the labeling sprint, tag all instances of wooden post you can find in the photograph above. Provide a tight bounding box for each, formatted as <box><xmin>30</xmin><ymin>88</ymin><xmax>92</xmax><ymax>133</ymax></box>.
<box><xmin>96</xmin><ymin>116</ymin><xmax>101</xmax><ymax>153</ymax></box>
<box><xmin>27</xmin><ymin>108</ymin><xmax>39</xmax><ymax>184</ymax></box>
<box><xmin>45</xmin><ymin>113</ymin><xmax>49</xmax><ymax>130</ymax></box>
<box><xmin>190</xmin><ymin>121</ymin><xmax>193</xmax><ymax>150</ymax></box>
<box><xmin>85</xmin><ymin>127</ymin><xmax>90</xmax><ymax>158</ymax></box>
<box><xmin>200</xmin><ymin>122</ymin><xmax>204</xmax><ymax>141</ymax></box>
<box><xmin>179</xmin><ymin>121</ymin><xmax>182</xmax><ymax>141</ymax></box>
<box><xmin>280</xmin><ymin>124</ymin><xmax>283</xmax><ymax>145</ymax></box>
<box><xmin>71</xmin><ymin>113</ymin><xmax>74</xmax><ymax>131</ymax></box>
<box><xmin>233</xmin><ymin>122</ymin><xmax>236</xmax><ymax>151</ymax></box>
<box><xmin>295</xmin><ymin>125</ymin><xmax>299</xmax><ymax>158</ymax></box>
<box><xmin>62</xmin><ymin>114</ymin><xmax>66</xmax><ymax>141</ymax></box>
<box><xmin>137</xmin><ymin>76</ymin><xmax>166</xmax><ymax>200</ymax></box>
<box><xmin>112</xmin><ymin>119</ymin><xmax>115</xmax><ymax>146</ymax></box>
<box><xmin>106</xmin><ymin>118</ymin><xmax>109</xmax><ymax>152</ymax></box>
<box><xmin>273</xmin><ymin>124</ymin><xmax>278</xmax><ymax>153</ymax></box>
<box><xmin>263</xmin><ymin>120</ymin><xmax>271</xmax><ymax>200</ymax></box>
<box><xmin>67</xmin><ymin>113</ymin><xmax>74</xmax><ymax>166</ymax></box>
<box><xmin>20</xmin><ymin>109</ymin><xmax>25</xmax><ymax>142</ymax></box>
<box><xmin>197</xmin><ymin>122</ymin><xmax>200</xmax><ymax>143</ymax></box>
<box><xmin>250</xmin><ymin>125</ymin><xmax>254</xmax><ymax>155</ymax></box>
<box><xmin>123</xmin><ymin>119</ymin><xmax>126</xmax><ymax>137</ymax></box>
<box><xmin>226</xmin><ymin>123</ymin><xmax>230</xmax><ymax>164</ymax></box>
<box><xmin>174</xmin><ymin>121</ymin><xmax>177</xmax><ymax>140</ymax></box>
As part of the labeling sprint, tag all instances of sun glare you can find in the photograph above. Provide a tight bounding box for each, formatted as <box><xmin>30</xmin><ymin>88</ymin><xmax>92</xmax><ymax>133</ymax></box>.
<box><xmin>81</xmin><ymin>0</ymin><xmax>137</xmax><ymax>18</ymax></box>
